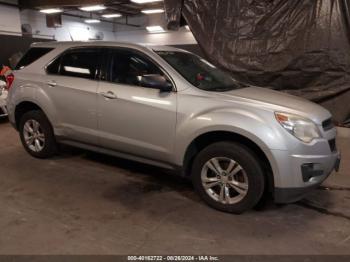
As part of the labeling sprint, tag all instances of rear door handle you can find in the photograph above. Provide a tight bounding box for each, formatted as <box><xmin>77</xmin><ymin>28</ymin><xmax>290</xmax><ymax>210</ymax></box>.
<box><xmin>100</xmin><ymin>91</ymin><xmax>117</xmax><ymax>99</ymax></box>
<box><xmin>47</xmin><ymin>80</ymin><xmax>57</xmax><ymax>87</ymax></box>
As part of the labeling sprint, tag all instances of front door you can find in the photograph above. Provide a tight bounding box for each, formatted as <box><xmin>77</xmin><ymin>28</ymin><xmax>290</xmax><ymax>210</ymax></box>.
<box><xmin>97</xmin><ymin>48</ymin><xmax>177</xmax><ymax>163</ymax></box>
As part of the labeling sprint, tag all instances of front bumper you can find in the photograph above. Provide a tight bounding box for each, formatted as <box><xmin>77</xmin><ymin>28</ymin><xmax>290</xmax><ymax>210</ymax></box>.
<box><xmin>271</xmin><ymin>146</ymin><xmax>341</xmax><ymax>204</ymax></box>
<box><xmin>275</xmin><ymin>184</ymin><xmax>322</xmax><ymax>204</ymax></box>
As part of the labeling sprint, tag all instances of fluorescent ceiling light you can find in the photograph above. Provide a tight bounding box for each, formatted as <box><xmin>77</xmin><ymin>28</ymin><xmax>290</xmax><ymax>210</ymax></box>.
<box><xmin>146</xmin><ymin>25</ymin><xmax>165</xmax><ymax>33</ymax></box>
<box><xmin>79</xmin><ymin>5</ymin><xmax>106</xmax><ymax>12</ymax></box>
<box><xmin>131</xmin><ymin>0</ymin><xmax>163</xmax><ymax>4</ymax></box>
<box><xmin>102</xmin><ymin>13</ymin><xmax>122</xmax><ymax>18</ymax></box>
<box><xmin>40</xmin><ymin>8</ymin><xmax>63</xmax><ymax>14</ymax></box>
<box><xmin>141</xmin><ymin>9</ymin><xmax>164</xmax><ymax>14</ymax></box>
<box><xmin>85</xmin><ymin>19</ymin><xmax>101</xmax><ymax>24</ymax></box>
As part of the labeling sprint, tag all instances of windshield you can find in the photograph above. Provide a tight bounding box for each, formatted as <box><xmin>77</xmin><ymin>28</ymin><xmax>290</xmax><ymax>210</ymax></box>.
<box><xmin>156</xmin><ymin>51</ymin><xmax>247</xmax><ymax>91</ymax></box>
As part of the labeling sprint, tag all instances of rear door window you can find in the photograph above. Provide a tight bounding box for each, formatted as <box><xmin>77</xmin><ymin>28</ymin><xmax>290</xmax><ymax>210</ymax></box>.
<box><xmin>15</xmin><ymin>47</ymin><xmax>53</xmax><ymax>70</ymax></box>
<box><xmin>47</xmin><ymin>48</ymin><xmax>101</xmax><ymax>80</ymax></box>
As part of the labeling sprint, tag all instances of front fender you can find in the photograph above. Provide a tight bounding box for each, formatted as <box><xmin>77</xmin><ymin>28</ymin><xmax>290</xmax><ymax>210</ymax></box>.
<box><xmin>174</xmin><ymin>108</ymin><xmax>287</xmax><ymax>180</ymax></box>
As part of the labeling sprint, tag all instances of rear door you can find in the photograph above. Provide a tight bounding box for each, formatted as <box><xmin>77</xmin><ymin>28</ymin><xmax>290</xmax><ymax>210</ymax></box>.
<box><xmin>97</xmin><ymin>48</ymin><xmax>177</xmax><ymax>162</ymax></box>
<box><xmin>43</xmin><ymin>47</ymin><xmax>101</xmax><ymax>144</ymax></box>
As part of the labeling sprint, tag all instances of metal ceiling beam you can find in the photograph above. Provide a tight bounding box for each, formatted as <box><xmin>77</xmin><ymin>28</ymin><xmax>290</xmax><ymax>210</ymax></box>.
<box><xmin>18</xmin><ymin>0</ymin><xmax>114</xmax><ymax>8</ymax></box>
<box><xmin>107</xmin><ymin>6</ymin><xmax>139</xmax><ymax>15</ymax></box>
<box><xmin>18</xmin><ymin>0</ymin><xmax>163</xmax><ymax>9</ymax></box>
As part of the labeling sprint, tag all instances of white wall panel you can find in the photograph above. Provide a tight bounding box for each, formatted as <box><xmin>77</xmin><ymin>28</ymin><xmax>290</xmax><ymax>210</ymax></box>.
<box><xmin>0</xmin><ymin>4</ymin><xmax>21</xmax><ymax>35</ymax></box>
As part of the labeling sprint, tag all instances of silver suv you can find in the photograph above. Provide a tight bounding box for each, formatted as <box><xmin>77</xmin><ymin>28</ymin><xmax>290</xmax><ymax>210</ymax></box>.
<box><xmin>7</xmin><ymin>41</ymin><xmax>341</xmax><ymax>213</ymax></box>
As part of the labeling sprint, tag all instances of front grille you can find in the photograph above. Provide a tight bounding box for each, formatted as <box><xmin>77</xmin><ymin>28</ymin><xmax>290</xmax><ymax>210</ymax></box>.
<box><xmin>328</xmin><ymin>139</ymin><xmax>336</xmax><ymax>152</ymax></box>
<box><xmin>322</xmin><ymin>118</ymin><xmax>334</xmax><ymax>131</ymax></box>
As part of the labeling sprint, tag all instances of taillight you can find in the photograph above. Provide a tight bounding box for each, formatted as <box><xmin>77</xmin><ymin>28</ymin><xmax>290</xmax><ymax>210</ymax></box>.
<box><xmin>5</xmin><ymin>74</ymin><xmax>14</xmax><ymax>90</ymax></box>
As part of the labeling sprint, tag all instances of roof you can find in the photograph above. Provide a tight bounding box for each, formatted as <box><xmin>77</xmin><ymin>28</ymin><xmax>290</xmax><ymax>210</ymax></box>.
<box><xmin>30</xmin><ymin>41</ymin><xmax>187</xmax><ymax>52</ymax></box>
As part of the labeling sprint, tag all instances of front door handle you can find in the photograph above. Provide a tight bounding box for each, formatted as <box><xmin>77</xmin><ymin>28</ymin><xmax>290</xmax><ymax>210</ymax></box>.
<box><xmin>47</xmin><ymin>80</ymin><xmax>57</xmax><ymax>87</ymax></box>
<box><xmin>100</xmin><ymin>91</ymin><xmax>117</xmax><ymax>99</ymax></box>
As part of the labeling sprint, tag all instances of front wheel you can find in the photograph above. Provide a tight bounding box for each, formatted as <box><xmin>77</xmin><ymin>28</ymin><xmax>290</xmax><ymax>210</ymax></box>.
<box><xmin>192</xmin><ymin>142</ymin><xmax>265</xmax><ymax>214</ymax></box>
<box><xmin>19</xmin><ymin>110</ymin><xmax>57</xmax><ymax>158</ymax></box>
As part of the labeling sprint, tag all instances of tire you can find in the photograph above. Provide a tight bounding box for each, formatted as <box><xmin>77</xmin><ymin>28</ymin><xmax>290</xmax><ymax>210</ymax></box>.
<box><xmin>192</xmin><ymin>141</ymin><xmax>265</xmax><ymax>214</ymax></box>
<box><xmin>19</xmin><ymin>110</ymin><xmax>57</xmax><ymax>158</ymax></box>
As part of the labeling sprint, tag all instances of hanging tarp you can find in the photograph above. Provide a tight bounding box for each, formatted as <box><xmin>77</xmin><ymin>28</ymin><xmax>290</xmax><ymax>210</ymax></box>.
<box><xmin>164</xmin><ymin>0</ymin><xmax>350</xmax><ymax>124</ymax></box>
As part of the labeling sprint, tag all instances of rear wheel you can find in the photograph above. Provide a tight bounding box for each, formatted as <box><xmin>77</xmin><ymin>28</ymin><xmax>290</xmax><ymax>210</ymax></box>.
<box><xmin>192</xmin><ymin>142</ymin><xmax>265</xmax><ymax>214</ymax></box>
<box><xmin>19</xmin><ymin>110</ymin><xmax>57</xmax><ymax>158</ymax></box>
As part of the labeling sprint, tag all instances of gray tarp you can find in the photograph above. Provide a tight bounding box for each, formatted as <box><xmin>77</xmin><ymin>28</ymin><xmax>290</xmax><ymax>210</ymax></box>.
<box><xmin>164</xmin><ymin>0</ymin><xmax>350</xmax><ymax>125</ymax></box>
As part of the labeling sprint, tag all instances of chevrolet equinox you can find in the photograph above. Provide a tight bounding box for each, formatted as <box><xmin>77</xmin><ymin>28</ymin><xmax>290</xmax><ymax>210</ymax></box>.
<box><xmin>6</xmin><ymin>41</ymin><xmax>341</xmax><ymax>213</ymax></box>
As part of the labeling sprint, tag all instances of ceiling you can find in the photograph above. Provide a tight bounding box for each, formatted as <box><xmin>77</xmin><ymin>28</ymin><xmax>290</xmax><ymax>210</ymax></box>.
<box><xmin>17</xmin><ymin>0</ymin><xmax>165</xmax><ymax>16</ymax></box>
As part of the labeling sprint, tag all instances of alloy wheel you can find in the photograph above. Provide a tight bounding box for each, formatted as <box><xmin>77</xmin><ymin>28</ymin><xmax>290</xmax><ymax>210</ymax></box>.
<box><xmin>23</xmin><ymin>119</ymin><xmax>45</xmax><ymax>152</ymax></box>
<box><xmin>201</xmin><ymin>157</ymin><xmax>249</xmax><ymax>204</ymax></box>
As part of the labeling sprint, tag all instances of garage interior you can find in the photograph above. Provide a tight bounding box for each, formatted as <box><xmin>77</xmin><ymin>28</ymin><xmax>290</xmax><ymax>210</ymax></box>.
<box><xmin>0</xmin><ymin>0</ymin><xmax>350</xmax><ymax>257</ymax></box>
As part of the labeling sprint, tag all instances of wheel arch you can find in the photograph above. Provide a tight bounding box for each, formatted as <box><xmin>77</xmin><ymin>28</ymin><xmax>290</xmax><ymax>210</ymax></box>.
<box><xmin>14</xmin><ymin>101</ymin><xmax>47</xmax><ymax>130</ymax></box>
<box><xmin>182</xmin><ymin>130</ymin><xmax>275</xmax><ymax>193</ymax></box>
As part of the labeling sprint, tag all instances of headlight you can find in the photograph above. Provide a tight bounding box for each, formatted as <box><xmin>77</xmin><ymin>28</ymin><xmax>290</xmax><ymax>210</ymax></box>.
<box><xmin>275</xmin><ymin>112</ymin><xmax>321</xmax><ymax>143</ymax></box>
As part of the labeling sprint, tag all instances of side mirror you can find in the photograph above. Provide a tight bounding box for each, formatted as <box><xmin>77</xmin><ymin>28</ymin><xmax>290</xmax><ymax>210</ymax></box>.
<box><xmin>140</xmin><ymin>74</ymin><xmax>173</xmax><ymax>92</ymax></box>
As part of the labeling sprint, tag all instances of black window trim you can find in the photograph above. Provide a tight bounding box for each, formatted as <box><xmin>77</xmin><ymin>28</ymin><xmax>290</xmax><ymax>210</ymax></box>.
<box><xmin>44</xmin><ymin>45</ymin><xmax>177</xmax><ymax>91</ymax></box>
<box><xmin>44</xmin><ymin>46</ymin><xmax>104</xmax><ymax>81</ymax></box>
<box><xmin>101</xmin><ymin>46</ymin><xmax>177</xmax><ymax>92</ymax></box>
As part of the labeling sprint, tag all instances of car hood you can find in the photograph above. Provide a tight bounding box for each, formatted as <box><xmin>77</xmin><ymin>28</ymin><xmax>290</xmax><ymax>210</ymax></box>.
<box><xmin>215</xmin><ymin>87</ymin><xmax>331</xmax><ymax>125</ymax></box>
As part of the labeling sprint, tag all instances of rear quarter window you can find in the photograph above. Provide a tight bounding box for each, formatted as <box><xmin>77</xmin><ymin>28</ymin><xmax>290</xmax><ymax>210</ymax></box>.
<box><xmin>15</xmin><ymin>47</ymin><xmax>54</xmax><ymax>70</ymax></box>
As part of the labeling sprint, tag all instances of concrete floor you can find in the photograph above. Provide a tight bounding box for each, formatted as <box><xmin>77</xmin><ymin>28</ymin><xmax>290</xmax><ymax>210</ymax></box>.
<box><xmin>0</xmin><ymin>118</ymin><xmax>349</xmax><ymax>255</ymax></box>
